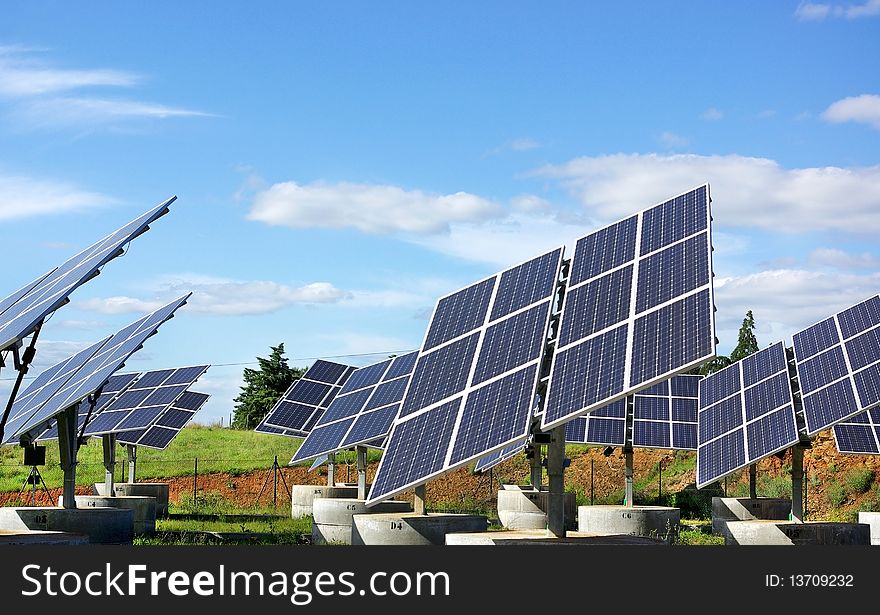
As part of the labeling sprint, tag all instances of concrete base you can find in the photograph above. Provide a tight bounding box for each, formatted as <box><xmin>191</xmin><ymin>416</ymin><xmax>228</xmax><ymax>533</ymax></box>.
<box><xmin>291</xmin><ymin>485</ymin><xmax>361</xmax><ymax>519</ymax></box>
<box><xmin>858</xmin><ymin>512</ymin><xmax>880</xmax><ymax>546</ymax></box>
<box><xmin>94</xmin><ymin>483</ymin><xmax>170</xmax><ymax>517</ymax></box>
<box><xmin>496</xmin><ymin>485</ymin><xmax>577</xmax><ymax>530</ymax></box>
<box><xmin>352</xmin><ymin>513</ymin><xmax>488</xmax><ymax>545</ymax></box>
<box><xmin>0</xmin><ymin>507</ymin><xmax>134</xmax><ymax>544</ymax></box>
<box><xmin>577</xmin><ymin>505</ymin><xmax>680</xmax><ymax>544</ymax></box>
<box><xmin>711</xmin><ymin>497</ymin><xmax>791</xmax><ymax>535</ymax></box>
<box><xmin>0</xmin><ymin>530</ymin><xmax>89</xmax><ymax>545</ymax></box>
<box><xmin>722</xmin><ymin>520</ymin><xmax>871</xmax><ymax>545</ymax></box>
<box><xmin>312</xmin><ymin>498</ymin><xmax>411</xmax><ymax>545</ymax></box>
<box><xmin>60</xmin><ymin>495</ymin><xmax>156</xmax><ymax>534</ymax></box>
<box><xmin>446</xmin><ymin>529</ymin><xmax>666</xmax><ymax>545</ymax></box>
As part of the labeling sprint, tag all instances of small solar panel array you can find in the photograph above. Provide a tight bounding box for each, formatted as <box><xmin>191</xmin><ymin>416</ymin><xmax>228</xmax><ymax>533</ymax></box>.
<box><xmin>367</xmin><ymin>247</ymin><xmax>565</xmax><ymax>504</ymax></box>
<box><xmin>0</xmin><ymin>197</ymin><xmax>176</xmax><ymax>354</ymax></box>
<box><xmin>290</xmin><ymin>351</ymin><xmax>418</xmax><ymax>463</ymax></box>
<box><xmin>696</xmin><ymin>295</ymin><xmax>880</xmax><ymax>486</ymax></box>
<box><xmin>2</xmin><ymin>295</ymin><xmax>192</xmax><ymax>445</ymax></box>
<box><xmin>255</xmin><ymin>360</ymin><xmax>356</xmax><ymax>437</ymax></box>
<box><xmin>117</xmin><ymin>390</ymin><xmax>210</xmax><ymax>450</ymax></box>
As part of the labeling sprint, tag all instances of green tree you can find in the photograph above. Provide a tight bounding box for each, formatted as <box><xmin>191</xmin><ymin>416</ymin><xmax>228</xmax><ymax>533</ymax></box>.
<box><xmin>730</xmin><ymin>309</ymin><xmax>760</xmax><ymax>363</ymax></box>
<box><xmin>232</xmin><ymin>343</ymin><xmax>305</xmax><ymax>429</ymax></box>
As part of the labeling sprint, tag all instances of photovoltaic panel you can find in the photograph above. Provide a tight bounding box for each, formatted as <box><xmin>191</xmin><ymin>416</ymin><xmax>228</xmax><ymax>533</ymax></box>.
<box><xmin>0</xmin><ymin>197</ymin><xmax>176</xmax><ymax>354</ymax></box>
<box><xmin>473</xmin><ymin>441</ymin><xmax>526</xmax><ymax>473</ymax></box>
<box><xmin>542</xmin><ymin>185</ymin><xmax>714</xmax><ymax>431</ymax></box>
<box><xmin>83</xmin><ymin>365</ymin><xmax>209</xmax><ymax>435</ymax></box>
<box><xmin>367</xmin><ymin>248</ymin><xmax>563</xmax><ymax>505</ymax></box>
<box><xmin>564</xmin><ymin>399</ymin><xmax>627</xmax><ymax>447</ymax></box>
<box><xmin>833</xmin><ymin>408</ymin><xmax>880</xmax><ymax>455</ymax></box>
<box><xmin>696</xmin><ymin>342</ymin><xmax>799</xmax><ymax>488</ymax></box>
<box><xmin>792</xmin><ymin>295</ymin><xmax>880</xmax><ymax>436</ymax></box>
<box><xmin>3</xmin><ymin>295</ymin><xmax>191</xmax><ymax>444</ymax></box>
<box><xmin>289</xmin><ymin>351</ymin><xmax>418</xmax><ymax>464</ymax></box>
<box><xmin>118</xmin><ymin>391</ymin><xmax>210</xmax><ymax>450</ymax></box>
<box><xmin>632</xmin><ymin>374</ymin><xmax>700</xmax><ymax>450</ymax></box>
<box><xmin>255</xmin><ymin>360</ymin><xmax>355</xmax><ymax>437</ymax></box>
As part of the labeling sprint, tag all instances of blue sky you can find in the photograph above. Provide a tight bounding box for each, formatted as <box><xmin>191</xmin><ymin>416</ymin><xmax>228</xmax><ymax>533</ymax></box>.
<box><xmin>1</xmin><ymin>2</ymin><xmax>878</xmax><ymax>426</ymax></box>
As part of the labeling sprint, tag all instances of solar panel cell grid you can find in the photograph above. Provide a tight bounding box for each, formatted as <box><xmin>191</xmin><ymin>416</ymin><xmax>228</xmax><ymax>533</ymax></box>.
<box><xmin>423</xmin><ymin>277</ymin><xmax>496</xmax><ymax>351</ymax></box>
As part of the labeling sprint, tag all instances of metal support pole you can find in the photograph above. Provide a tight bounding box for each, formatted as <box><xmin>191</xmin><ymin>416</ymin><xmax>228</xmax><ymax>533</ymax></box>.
<box><xmin>273</xmin><ymin>455</ymin><xmax>279</xmax><ymax>507</ymax></box>
<box><xmin>56</xmin><ymin>406</ymin><xmax>79</xmax><ymax>509</ymax></box>
<box><xmin>658</xmin><ymin>460</ymin><xmax>662</xmax><ymax>501</ymax></box>
<box><xmin>791</xmin><ymin>446</ymin><xmax>804</xmax><ymax>523</ymax></box>
<box><xmin>102</xmin><ymin>434</ymin><xmax>116</xmax><ymax>495</ymax></box>
<box><xmin>413</xmin><ymin>484</ymin><xmax>427</xmax><ymax>515</ymax></box>
<box><xmin>193</xmin><ymin>457</ymin><xmax>198</xmax><ymax>508</ymax></box>
<box><xmin>327</xmin><ymin>452</ymin><xmax>336</xmax><ymax>487</ymax></box>
<box><xmin>356</xmin><ymin>446</ymin><xmax>367</xmax><ymax>500</ymax></box>
<box><xmin>749</xmin><ymin>464</ymin><xmax>757</xmax><ymax>499</ymax></box>
<box><xmin>127</xmin><ymin>445</ymin><xmax>137</xmax><ymax>483</ymax></box>
<box><xmin>590</xmin><ymin>457</ymin><xmax>594</xmax><ymax>505</ymax></box>
<box><xmin>547</xmin><ymin>426</ymin><xmax>566</xmax><ymax>537</ymax></box>
<box><xmin>530</xmin><ymin>445</ymin><xmax>543</xmax><ymax>490</ymax></box>
<box><xmin>624</xmin><ymin>447</ymin><xmax>634</xmax><ymax>507</ymax></box>
<box><xmin>0</xmin><ymin>325</ymin><xmax>41</xmax><ymax>443</ymax></box>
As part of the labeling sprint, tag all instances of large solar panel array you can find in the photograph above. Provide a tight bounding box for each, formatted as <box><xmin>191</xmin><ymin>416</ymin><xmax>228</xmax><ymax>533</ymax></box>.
<box><xmin>542</xmin><ymin>185</ymin><xmax>714</xmax><ymax>431</ymax></box>
<box><xmin>367</xmin><ymin>247</ymin><xmax>564</xmax><ymax>504</ymax></box>
<box><xmin>289</xmin><ymin>351</ymin><xmax>418</xmax><ymax>464</ymax></box>
<box><xmin>117</xmin><ymin>390</ymin><xmax>210</xmax><ymax>450</ymax></box>
<box><xmin>255</xmin><ymin>360</ymin><xmax>355</xmax><ymax>437</ymax></box>
<box><xmin>2</xmin><ymin>295</ymin><xmax>191</xmax><ymax>445</ymax></box>
<box><xmin>833</xmin><ymin>409</ymin><xmax>880</xmax><ymax>455</ymax></box>
<box><xmin>82</xmin><ymin>365</ymin><xmax>209</xmax><ymax>435</ymax></box>
<box><xmin>792</xmin><ymin>295</ymin><xmax>880</xmax><ymax>436</ymax></box>
<box><xmin>696</xmin><ymin>341</ymin><xmax>799</xmax><ymax>488</ymax></box>
<box><xmin>0</xmin><ymin>197</ymin><xmax>176</xmax><ymax>353</ymax></box>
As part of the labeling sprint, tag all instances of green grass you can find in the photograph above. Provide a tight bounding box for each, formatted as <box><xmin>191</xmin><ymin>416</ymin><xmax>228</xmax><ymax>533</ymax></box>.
<box><xmin>826</xmin><ymin>480</ymin><xmax>847</xmax><ymax>507</ymax></box>
<box><xmin>843</xmin><ymin>468</ymin><xmax>875</xmax><ymax>494</ymax></box>
<box><xmin>677</xmin><ymin>530</ymin><xmax>724</xmax><ymax>545</ymax></box>
<box><xmin>0</xmin><ymin>426</ymin><xmax>310</xmax><ymax>492</ymax></box>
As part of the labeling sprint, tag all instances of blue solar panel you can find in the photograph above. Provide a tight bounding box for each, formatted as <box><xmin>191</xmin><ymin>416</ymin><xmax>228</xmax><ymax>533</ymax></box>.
<box><xmin>542</xmin><ymin>185</ymin><xmax>714</xmax><ymax>432</ymax></box>
<box><xmin>792</xmin><ymin>295</ymin><xmax>880</xmax><ymax>435</ymax></box>
<box><xmin>588</xmin><ymin>417</ymin><xmax>626</xmax><ymax>446</ymax></box>
<box><xmin>83</xmin><ymin>365</ymin><xmax>208</xmax><ymax>435</ymax></box>
<box><xmin>3</xmin><ymin>295</ymin><xmax>190</xmax><ymax>443</ymax></box>
<box><xmin>368</xmin><ymin>248</ymin><xmax>563</xmax><ymax>504</ymax></box>
<box><xmin>289</xmin><ymin>351</ymin><xmax>418</xmax><ymax>463</ymax></box>
<box><xmin>672</xmin><ymin>423</ymin><xmax>697</xmax><ymax>450</ymax></box>
<box><xmin>833</xmin><ymin>409</ymin><xmax>880</xmax><ymax>454</ymax></box>
<box><xmin>696</xmin><ymin>341</ymin><xmax>798</xmax><ymax>487</ymax></box>
<box><xmin>256</xmin><ymin>359</ymin><xmax>354</xmax><ymax>437</ymax></box>
<box><xmin>634</xmin><ymin>396</ymin><xmax>669</xmax><ymax>420</ymax></box>
<box><xmin>633</xmin><ymin>420</ymin><xmax>670</xmax><ymax>448</ymax></box>
<box><xmin>423</xmin><ymin>277</ymin><xmax>496</xmax><ymax>351</ymax></box>
<box><xmin>473</xmin><ymin>441</ymin><xmax>527</xmax><ymax>473</ymax></box>
<box><xmin>632</xmin><ymin>374</ymin><xmax>700</xmax><ymax>450</ymax></box>
<box><xmin>0</xmin><ymin>197</ymin><xmax>176</xmax><ymax>354</ymax></box>
<box><xmin>560</xmin><ymin>399</ymin><xmax>628</xmax><ymax>447</ymax></box>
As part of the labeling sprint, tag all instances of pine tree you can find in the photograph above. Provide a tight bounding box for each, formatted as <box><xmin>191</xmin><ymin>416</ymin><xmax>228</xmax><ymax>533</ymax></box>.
<box><xmin>232</xmin><ymin>343</ymin><xmax>304</xmax><ymax>429</ymax></box>
<box><xmin>730</xmin><ymin>310</ymin><xmax>760</xmax><ymax>363</ymax></box>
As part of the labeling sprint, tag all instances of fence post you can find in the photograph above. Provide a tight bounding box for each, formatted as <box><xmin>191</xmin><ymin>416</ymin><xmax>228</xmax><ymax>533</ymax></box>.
<box><xmin>193</xmin><ymin>457</ymin><xmax>198</xmax><ymax>508</ymax></box>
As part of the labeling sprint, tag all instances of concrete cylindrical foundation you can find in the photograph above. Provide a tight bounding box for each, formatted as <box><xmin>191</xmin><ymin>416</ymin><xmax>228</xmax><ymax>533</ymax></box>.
<box><xmin>352</xmin><ymin>513</ymin><xmax>488</xmax><ymax>545</ymax></box>
<box><xmin>858</xmin><ymin>512</ymin><xmax>880</xmax><ymax>546</ymax></box>
<box><xmin>0</xmin><ymin>506</ymin><xmax>134</xmax><ymax>544</ymax></box>
<box><xmin>578</xmin><ymin>505</ymin><xmax>680</xmax><ymax>543</ymax></box>
<box><xmin>312</xmin><ymin>498</ymin><xmax>411</xmax><ymax>545</ymax></box>
<box><xmin>711</xmin><ymin>497</ymin><xmax>791</xmax><ymax>534</ymax></box>
<box><xmin>722</xmin><ymin>520</ymin><xmax>871</xmax><ymax>545</ymax></box>
<box><xmin>496</xmin><ymin>486</ymin><xmax>576</xmax><ymax>530</ymax></box>
<box><xmin>291</xmin><ymin>485</ymin><xmax>361</xmax><ymax>519</ymax></box>
<box><xmin>60</xmin><ymin>495</ymin><xmax>156</xmax><ymax>534</ymax></box>
<box><xmin>93</xmin><ymin>483</ymin><xmax>170</xmax><ymax>517</ymax></box>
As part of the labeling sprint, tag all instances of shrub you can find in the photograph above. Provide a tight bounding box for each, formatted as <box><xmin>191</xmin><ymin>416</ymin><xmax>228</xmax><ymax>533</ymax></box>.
<box><xmin>826</xmin><ymin>481</ymin><xmax>847</xmax><ymax>507</ymax></box>
<box><xmin>843</xmin><ymin>468</ymin><xmax>874</xmax><ymax>494</ymax></box>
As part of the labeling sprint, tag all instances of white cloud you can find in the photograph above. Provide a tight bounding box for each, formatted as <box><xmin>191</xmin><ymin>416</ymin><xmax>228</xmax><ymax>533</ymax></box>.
<box><xmin>510</xmin><ymin>193</ymin><xmax>551</xmax><ymax>213</ymax></box>
<box><xmin>509</xmin><ymin>137</ymin><xmax>541</xmax><ymax>151</ymax></box>
<box><xmin>713</xmin><ymin>269</ymin><xmax>880</xmax><ymax>350</ymax></box>
<box><xmin>658</xmin><ymin>131</ymin><xmax>689</xmax><ymax>148</ymax></box>
<box><xmin>795</xmin><ymin>0</ymin><xmax>880</xmax><ymax>20</ymax></box>
<box><xmin>809</xmin><ymin>247</ymin><xmax>880</xmax><ymax>269</ymax></box>
<box><xmin>701</xmin><ymin>107</ymin><xmax>723</xmax><ymax>121</ymax></box>
<box><xmin>16</xmin><ymin>97</ymin><xmax>213</xmax><ymax>128</ymax></box>
<box><xmin>248</xmin><ymin>181</ymin><xmax>502</xmax><ymax>235</ymax></box>
<box><xmin>77</xmin><ymin>275</ymin><xmax>350</xmax><ymax>316</ymax></box>
<box><xmin>534</xmin><ymin>153</ymin><xmax>880</xmax><ymax>234</ymax></box>
<box><xmin>0</xmin><ymin>49</ymin><xmax>137</xmax><ymax>97</ymax></box>
<box><xmin>822</xmin><ymin>94</ymin><xmax>880</xmax><ymax>130</ymax></box>
<box><xmin>53</xmin><ymin>319</ymin><xmax>107</xmax><ymax>331</ymax></box>
<box><xmin>0</xmin><ymin>173</ymin><xmax>113</xmax><ymax>220</ymax></box>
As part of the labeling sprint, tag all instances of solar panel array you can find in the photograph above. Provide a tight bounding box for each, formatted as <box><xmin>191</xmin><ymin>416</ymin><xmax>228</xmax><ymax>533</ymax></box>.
<box><xmin>2</xmin><ymin>295</ymin><xmax>191</xmax><ymax>445</ymax></box>
<box><xmin>255</xmin><ymin>360</ymin><xmax>355</xmax><ymax>437</ymax></box>
<box><xmin>563</xmin><ymin>400</ymin><xmax>627</xmax><ymax>447</ymax></box>
<box><xmin>0</xmin><ymin>197</ymin><xmax>176</xmax><ymax>353</ymax></box>
<box><xmin>472</xmin><ymin>440</ymin><xmax>528</xmax><ymax>473</ymax></box>
<box><xmin>542</xmin><ymin>185</ymin><xmax>714</xmax><ymax>431</ymax></box>
<box><xmin>290</xmin><ymin>351</ymin><xmax>418</xmax><ymax>464</ymax></box>
<box><xmin>792</xmin><ymin>295</ymin><xmax>880</xmax><ymax>436</ymax></box>
<box><xmin>833</xmin><ymin>409</ymin><xmax>880</xmax><ymax>455</ymax></box>
<box><xmin>367</xmin><ymin>247</ymin><xmax>564</xmax><ymax>504</ymax></box>
<box><xmin>117</xmin><ymin>390</ymin><xmax>210</xmax><ymax>450</ymax></box>
<box><xmin>696</xmin><ymin>341</ymin><xmax>799</xmax><ymax>488</ymax></box>
<box><xmin>83</xmin><ymin>365</ymin><xmax>209</xmax><ymax>435</ymax></box>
